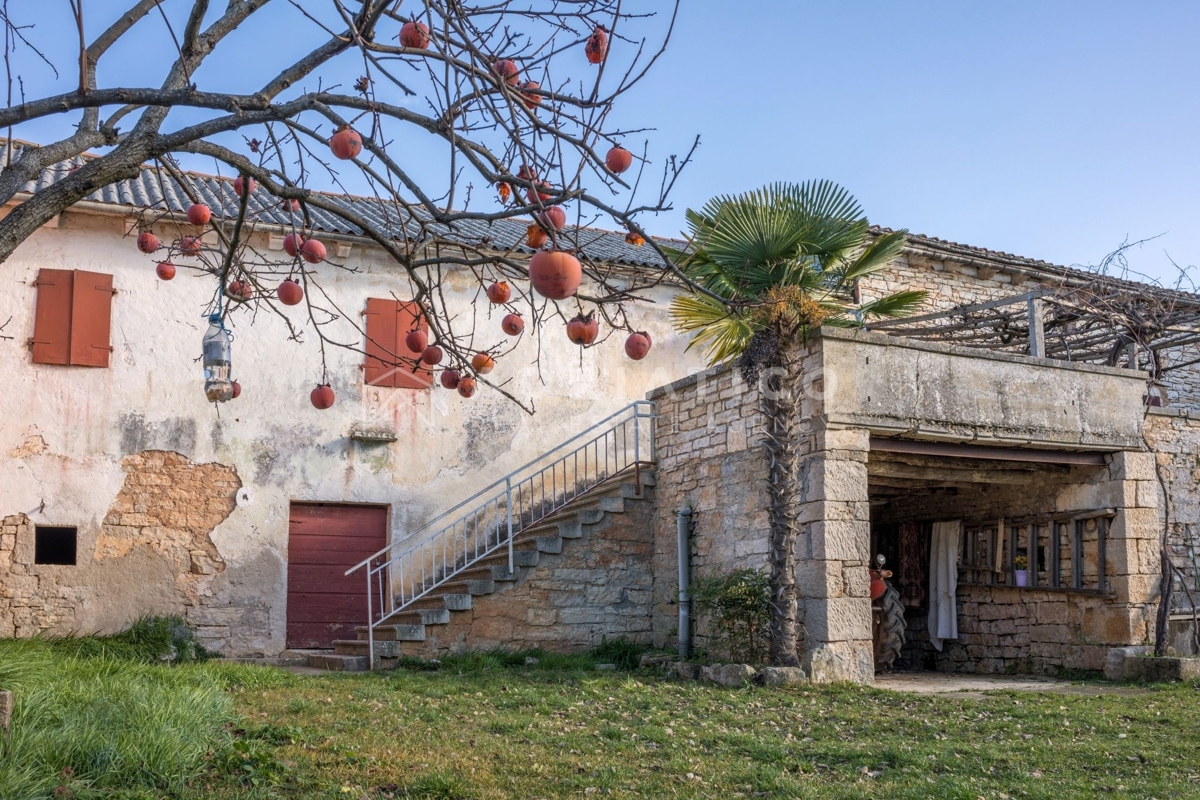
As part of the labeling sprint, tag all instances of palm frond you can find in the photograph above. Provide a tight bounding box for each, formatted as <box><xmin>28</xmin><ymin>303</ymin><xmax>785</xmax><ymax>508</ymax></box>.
<box><xmin>859</xmin><ymin>290</ymin><xmax>927</xmax><ymax>319</ymax></box>
<box><xmin>836</xmin><ymin>230</ymin><xmax>908</xmax><ymax>286</ymax></box>
<box><xmin>669</xmin><ymin>293</ymin><xmax>755</xmax><ymax>365</ymax></box>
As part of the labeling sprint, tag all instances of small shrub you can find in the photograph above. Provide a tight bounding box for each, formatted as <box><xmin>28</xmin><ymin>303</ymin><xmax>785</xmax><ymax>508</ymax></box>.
<box><xmin>52</xmin><ymin>614</ymin><xmax>211</xmax><ymax>663</ymax></box>
<box><xmin>690</xmin><ymin>568</ymin><xmax>771</xmax><ymax>664</ymax></box>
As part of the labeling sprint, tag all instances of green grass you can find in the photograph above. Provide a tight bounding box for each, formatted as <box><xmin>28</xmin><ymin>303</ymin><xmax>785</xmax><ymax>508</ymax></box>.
<box><xmin>4</xmin><ymin>633</ymin><xmax>1200</xmax><ymax>799</ymax></box>
<box><xmin>197</xmin><ymin>666</ymin><xmax>1200</xmax><ymax>800</ymax></box>
<box><xmin>0</xmin><ymin>623</ymin><xmax>271</xmax><ymax>799</ymax></box>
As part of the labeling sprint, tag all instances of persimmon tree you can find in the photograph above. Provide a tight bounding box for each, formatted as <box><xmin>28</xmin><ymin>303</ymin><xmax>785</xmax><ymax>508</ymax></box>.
<box><xmin>0</xmin><ymin>0</ymin><xmax>696</xmax><ymax>408</ymax></box>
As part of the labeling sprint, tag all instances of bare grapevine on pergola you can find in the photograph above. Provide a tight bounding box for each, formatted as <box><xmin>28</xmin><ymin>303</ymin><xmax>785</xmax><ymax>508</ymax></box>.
<box><xmin>0</xmin><ymin>0</ymin><xmax>704</xmax><ymax>410</ymax></box>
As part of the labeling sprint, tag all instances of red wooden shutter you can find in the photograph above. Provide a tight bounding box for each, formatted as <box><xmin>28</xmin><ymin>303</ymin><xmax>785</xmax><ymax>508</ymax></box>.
<box><xmin>363</xmin><ymin>298</ymin><xmax>432</xmax><ymax>389</ymax></box>
<box><xmin>30</xmin><ymin>269</ymin><xmax>74</xmax><ymax>365</ymax></box>
<box><xmin>364</xmin><ymin>297</ymin><xmax>400</xmax><ymax>387</ymax></box>
<box><xmin>68</xmin><ymin>270</ymin><xmax>113</xmax><ymax>367</ymax></box>
<box><xmin>393</xmin><ymin>301</ymin><xmax>432</xmax><ymax>390</ymax></box>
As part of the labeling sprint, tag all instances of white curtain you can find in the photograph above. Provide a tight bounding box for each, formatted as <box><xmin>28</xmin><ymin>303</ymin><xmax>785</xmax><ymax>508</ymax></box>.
<box><xmin>928</xmin><ymin>520</ymin><xmax>961</xmax><ymax>651</ymax></box>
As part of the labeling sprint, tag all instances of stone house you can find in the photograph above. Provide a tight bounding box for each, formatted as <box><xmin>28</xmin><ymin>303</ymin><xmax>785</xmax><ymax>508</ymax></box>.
<box><xmin>2</xmin><ymin>146</ymin><xmax>1198</xmax><ymax>679</ymax></box>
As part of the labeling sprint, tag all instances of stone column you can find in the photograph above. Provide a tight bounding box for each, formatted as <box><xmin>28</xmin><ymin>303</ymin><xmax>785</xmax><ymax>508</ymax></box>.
<box><xmin>796</xmin><ymin>426</ymin><xmax>874</xmax><ymax>684</ymax></box>
<box><xmin>1102</xmin><ymin>450</ymin><xmax>1161</xmax><ymax>644</ymax></box>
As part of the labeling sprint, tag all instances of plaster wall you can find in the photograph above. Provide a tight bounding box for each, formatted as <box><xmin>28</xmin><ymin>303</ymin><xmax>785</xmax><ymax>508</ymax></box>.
<box><xmin>0</xmin><ymin>209</ymin><xmax>706</xmax><ymax>655</ymax></box>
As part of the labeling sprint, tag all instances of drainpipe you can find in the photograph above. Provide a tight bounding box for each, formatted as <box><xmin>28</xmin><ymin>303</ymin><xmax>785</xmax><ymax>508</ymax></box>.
<box><xmin>677</xmin><ymin>507</ymin><xmax>692</xmax><ymax>660</ymax></box>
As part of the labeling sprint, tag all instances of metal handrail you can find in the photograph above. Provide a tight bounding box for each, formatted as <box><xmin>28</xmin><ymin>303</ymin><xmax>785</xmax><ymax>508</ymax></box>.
<box><xmin>345</xmin><ymin>401</ymin><xmax>656</xmax><ymax>666</ymax></box>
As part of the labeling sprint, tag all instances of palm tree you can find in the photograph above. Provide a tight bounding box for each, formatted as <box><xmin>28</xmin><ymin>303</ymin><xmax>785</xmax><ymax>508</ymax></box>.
<box><xmin>668</xmin><ymin>181</ymin><xmax>925</xmax><ymax>666</ymax></box>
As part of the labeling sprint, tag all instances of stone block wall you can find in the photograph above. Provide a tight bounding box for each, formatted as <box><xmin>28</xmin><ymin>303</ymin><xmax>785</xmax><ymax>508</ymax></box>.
<box><xmin>946</xmin><ymin>587</ymin><xmax>1122</xmax><ymax>673</ymax></box>
<box><xmin>0</xmin><ymin>450</ymin><xmax>242</xmax><ymax>647</ymax></box>
<box><xmin>404</xmin><ymin>493</ymin><xmax>656</xmax><ymax>657</ymax></box>
<box><xmin>648</xmin><ymin>339</ymin><xmax>877</xmax><ymax>682</ymax></box>
<box><xmin>0</xmin><ymin>513</ymin><xmax>84</xmax><ymax>637</ymax></box>
<box><xmin>1143</xmin><ymin>411</ymin><xmax>1200</xmax><ymax>619</ymax></box>
<box><xmin>648</xmin><ymin>364</ymin><xmax>769</xmax><ymax>651</ymax></box>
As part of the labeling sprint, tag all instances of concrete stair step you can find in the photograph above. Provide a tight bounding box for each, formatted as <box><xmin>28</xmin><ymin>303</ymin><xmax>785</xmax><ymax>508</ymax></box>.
<box><xmin>307</xmin><ymin>652</ymin><xmax>370</xmax><ymax>672</ymax></box>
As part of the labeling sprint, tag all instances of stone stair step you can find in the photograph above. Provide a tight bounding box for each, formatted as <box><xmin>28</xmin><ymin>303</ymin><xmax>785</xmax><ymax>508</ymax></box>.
<box><xmin>358</xmin><ymin>624</ymin><xmax>426</xmax><ymax>642</ymax></box>
<box><xmin>437</xmin><ymin>578</ymin><xmax>495</xmax><ymax>597</ymax></box>
<box><xmin>361</xmin><ymin>464</ymin><xmax>656</xmax><ymax>635</ymax></box>
<box><xmin>389</xmin><ymin>609</ymin><xmax>451</xmax><ymax>627</ymax></box>
<box><xmin>442</xmin><ymin>593</ymin><xmax>473</xmax><ymax>610</ymax></box>
<box><xmin>576</xmin><ymin>508</ymin><xmax>605</xmax><ymax>525</ymax></box>
<box><xmin>474</xmin><ymin>548</ymin><xmax>540</xmax><ymax>569</ymax></box>
<box><xmin>334</xmin><ymin>638</ymin><xmax>404</xmax><ymax>657</ymax></box>
<box><xmin>557</xmin><ymin>520</ymin><xmax>583</xmax><ymax>539</ymax></box>
<box><xmin>525</xmin><ymin>482</ymin><xmax>631</xmax><ymax>525</ymax></box>
<box><xmin>406</xmin><ymin>595</ymin><xmax>457</xmax><ymax>612</ymax></box>
<box><xmin>595</xmin><ymin>496</ymin><xmax>626</xmax><ymax>513</ymax></box>
<box><xmin>456</xmin><ymin>564</ymin><xmax>520</xmax><ymax>583</ymax></box>
<box><xmin>307</xmin><ymin>652</ymin><xmax>369</xmax><ymax>672</ymax></box>
<box><xmin>534</xmin><ymin>534</ymin><xmax>563</xmax><ymax>554</ymax></box>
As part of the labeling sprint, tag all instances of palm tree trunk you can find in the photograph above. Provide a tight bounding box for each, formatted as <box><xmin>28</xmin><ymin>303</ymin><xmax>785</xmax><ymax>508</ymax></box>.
<box><xmin>761</xmin><ymin>343</ymin><xmax>803</xmax><ymax>666</ymax></box>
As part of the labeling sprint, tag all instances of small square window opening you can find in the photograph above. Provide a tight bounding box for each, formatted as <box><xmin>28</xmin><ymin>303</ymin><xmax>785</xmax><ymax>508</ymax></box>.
<box><xmin>35</xmin><ymin>526</ymin><xmax>77</xmax><ymax>565</ymax></box>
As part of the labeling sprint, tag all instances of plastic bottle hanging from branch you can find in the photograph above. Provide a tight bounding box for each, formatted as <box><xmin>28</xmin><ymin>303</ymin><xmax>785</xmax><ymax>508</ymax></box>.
<box><xmin>202</xmin><ymin>314</ymin><xmax>234</xmax><ymax>403</ymax></box>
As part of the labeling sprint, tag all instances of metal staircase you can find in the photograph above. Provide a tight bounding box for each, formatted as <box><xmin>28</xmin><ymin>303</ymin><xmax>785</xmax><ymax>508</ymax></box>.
<box><xmin>341</xmin><ymin>401</ymin><xmax>656</xmax><ymax>669</ymax></box>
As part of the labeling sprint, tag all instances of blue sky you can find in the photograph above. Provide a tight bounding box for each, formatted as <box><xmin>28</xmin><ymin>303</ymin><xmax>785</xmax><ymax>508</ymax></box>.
<box><xmin>9</xmin><ymin>2</ymin><xmax>1200</xmax><ymax>283</ymax></box>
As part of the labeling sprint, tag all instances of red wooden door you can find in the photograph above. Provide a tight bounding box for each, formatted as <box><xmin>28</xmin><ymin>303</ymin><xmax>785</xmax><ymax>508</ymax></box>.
<box><xmin>287</xmin><ymin>503</ymin><xmax>388</xmax><ymax>648</ymax></box>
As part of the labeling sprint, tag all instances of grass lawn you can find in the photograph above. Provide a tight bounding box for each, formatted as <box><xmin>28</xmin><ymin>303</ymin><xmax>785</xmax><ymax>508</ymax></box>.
<box><xmin>205</xmin><ymin>662</ymin><xmax>1200</xmax><ymax>800</ymax></box>
<box><xmin>3</xmin><ymin>633</ymin><xmax>1200</xmax><ymax>799</ymax></box>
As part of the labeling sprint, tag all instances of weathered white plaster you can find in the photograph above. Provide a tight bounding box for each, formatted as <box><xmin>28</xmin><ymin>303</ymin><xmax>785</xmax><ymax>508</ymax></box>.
<box><xmin>0</xmin><ymin>208</ymin><xmax>706</xmax><ymax>655</ymax></box>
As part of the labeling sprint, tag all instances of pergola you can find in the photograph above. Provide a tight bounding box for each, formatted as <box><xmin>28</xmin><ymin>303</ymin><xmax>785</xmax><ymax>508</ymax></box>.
<box><xmin>867</xmin><ymin>279</ymin><xmax>1200</xmax><ymax>383</ymax></box>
